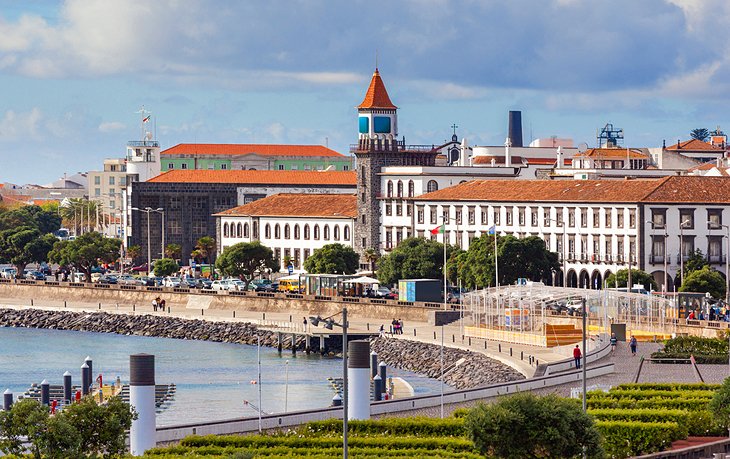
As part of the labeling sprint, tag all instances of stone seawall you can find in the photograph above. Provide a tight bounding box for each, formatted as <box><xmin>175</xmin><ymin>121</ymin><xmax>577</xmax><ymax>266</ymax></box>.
<box><xmin>370</xmin><ymin>337</ymin><xmax>525</xmax><ymax>389</ymax></box>
<box><xmin>0</xmin><ymin>308</ymin><xmax>525</xmax><ymax>389</ymax></box>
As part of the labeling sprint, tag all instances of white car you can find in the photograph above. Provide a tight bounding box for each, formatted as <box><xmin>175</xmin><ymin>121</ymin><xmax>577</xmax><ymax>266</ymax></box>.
<box><xmin>229</xmin><ymin>279</ymin><xmax>246</xmax><ymax>291</ymax></box>
<box><xmin>211</xmin><ymin>280</ymin><xmax>232</xmax><ymax>291</ymax></box>
<box><xmin>163</xmin><ymin>277</ymin><xmax>182</xmax><ymax>288</ymax></box>
<box><xmin>0</xmin><ymin>267</ymin><xmax>17</xmax><ymax>279</ymax></box>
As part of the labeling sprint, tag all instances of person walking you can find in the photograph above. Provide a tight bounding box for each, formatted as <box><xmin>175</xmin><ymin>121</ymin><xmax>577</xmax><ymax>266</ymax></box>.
<box><xmin>610</xmin><ymin>333</ymin><xmax>618</xmax><ymax>352</ymax></box>
<box><xmin>629</xmin><ymin>335</ymin><xmax>638</xmax><ymax>356</ymax></box>
<box><xmin>303</xmin><ymin>317</ymin><xmax>308</xmax><ymax>332</ymax></box>
<box><xmin>573</xmin><ymin>345</ymin><xmax>582</xmax><ymax>369</ymax></box>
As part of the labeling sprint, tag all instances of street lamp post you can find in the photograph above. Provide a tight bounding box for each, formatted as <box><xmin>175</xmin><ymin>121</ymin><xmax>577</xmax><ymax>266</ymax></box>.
<box><xmin>708</xmin><ymin>222</ymin><xmax>730</xmax><ymax>306</ymax></box>
<box><xmin>679</xmin><ymin>219</ymin><xmax>691</xmax><ymax>288</ymax></box>
<box><xmin>131</xmin><ymin>207</ymin><xmax>163</xmax><ymax>276</ymax></box>
<box><xmin>310</xmin><ymin>309</ymin><xmax>348</xmax><ymax>459</ymax></box>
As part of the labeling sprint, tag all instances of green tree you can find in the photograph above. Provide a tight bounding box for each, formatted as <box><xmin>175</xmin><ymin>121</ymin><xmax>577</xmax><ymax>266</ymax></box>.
<box><xmin>58</xmin><ymin>199</ymin><xmax>99</xmax><ymax>235</ymax></box>
<box><xmin>465</xmin><ymin>393</ymin><xmax>603</xmax><ymax>459</ymax></box>
<box><xmin>0</xmin><ymin>398</ymin><xmax>51</xmax><ymax>458</ymax></box>
<box><xmin>48</xmin><ymin>232</ymin><xmax>121</xmax><ymax>282</ymax></box>
<box><xmin>304</xmin><ymin>243</ymin><xmax>359</xmax><ymax>275</ymax></box>
<box><xmin>0</xmin><ymin>228</ymin><xmax>57</xmax><ymax>275</ymax></box>
<box><xmin>60</xmin><ymin>396</ymin><xmax>135</xmax><ymax>457</ymax></box>
<box><xmin>605</xmin><ymin>268</ymin><xmax>658</xmax><ymax>291</ymax></box>
<box><xmin>164</xmin><ymin>243</ymin><xmax>182</xmax><ymax>260</ymax></box>
<box><xmin>127</xmin><ymin>244</ymin><xmax>142</xmax><ymax>261</ymax></box>
<box><xmin>195</xmin><ymin>236</ymin><xmax>216</xmax><ymax>263</ymax></box>
<box><xmin>690</xmin><ymin>128</ymin><xmax>710</xmax><ymax>142</ymax></box>
<box><xmin>680</xmin><ymin>266</ymin><xmax>726</xmax><ymax>299</ymax></box>
<box><xmin>363</xmin><ymin>248</ymin><xmax>380</xmax><ymax>273</ymax></box>
<box><xmin>684</xmin><ymin>249</ymin><xmax>709</xmax><ymax>277</ymax></box>
<box><xmin>154</xmin><ymin>258</ymin><xmax>179</xmax><ymax>277</ymax></box>
<box><xmin>710</xmin><ymin>376</ymin><xmax>730</xmax><ymax>429</ymax></box>
<box><xmin>377</xmin><ymin>237</ymin><xmax>458</xmax><ymax>286</ymax></box>
<box><xmin>216</xmin><ymin>241</ymin><xmax>277</xmax><ymax>290</ymax></box>
<box><xmin>0</xmin><ymin>205</ymin><xmax>61</xmax><ymax>234</ymax></box>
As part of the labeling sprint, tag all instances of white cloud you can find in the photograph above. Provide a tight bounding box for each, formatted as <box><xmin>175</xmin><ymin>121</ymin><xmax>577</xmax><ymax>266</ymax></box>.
<box><xmin>98</xmin><ymin>121</ymin><xmax>126</xmax><ymax>133</ymax></box>
<box><xmin>0</xmin><ymin>108</ymin><xmax>43</xmax><ymax>141</ymax></box>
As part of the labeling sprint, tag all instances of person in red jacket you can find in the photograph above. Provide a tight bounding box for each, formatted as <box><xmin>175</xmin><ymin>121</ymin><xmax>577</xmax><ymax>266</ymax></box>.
<box><xmin>573</xmin><ymin>345</ymin><xmax>582</xmax><ymax>369</ymax></box>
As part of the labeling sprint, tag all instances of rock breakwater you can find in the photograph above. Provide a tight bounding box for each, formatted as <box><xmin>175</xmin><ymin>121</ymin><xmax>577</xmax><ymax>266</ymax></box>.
<box><xmin>370</xmin><ymin>337</ymin><xmax>525</xmax><ymax>389</ymax></box>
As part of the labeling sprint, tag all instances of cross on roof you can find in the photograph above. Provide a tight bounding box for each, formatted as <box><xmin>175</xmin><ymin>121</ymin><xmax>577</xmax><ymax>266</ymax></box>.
<box><xmin>451</xmin><ymin>123</ymin><xmax>458</xmax><ymax>136</ymax></box>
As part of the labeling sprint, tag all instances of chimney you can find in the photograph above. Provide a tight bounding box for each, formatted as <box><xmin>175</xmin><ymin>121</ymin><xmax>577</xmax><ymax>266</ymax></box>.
<box><xmin>508</xmin><ymin>111</ymin><xmax>523</xmax><ymax>148</ymax></box>
<box><xmin>677</xmin><ymin>139</ymin><xmax>681</xmax><ymax>149</ymax></box>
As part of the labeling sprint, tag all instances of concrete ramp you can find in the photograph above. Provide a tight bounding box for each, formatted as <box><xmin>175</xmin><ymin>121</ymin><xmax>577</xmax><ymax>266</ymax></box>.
<box><xmin>186</xmin><ymin>295</ymin><xmax>215</xmax><ymax>310</ymax></box>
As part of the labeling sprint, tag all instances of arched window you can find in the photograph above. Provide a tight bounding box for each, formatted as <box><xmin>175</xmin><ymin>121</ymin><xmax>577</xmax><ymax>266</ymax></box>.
<box><xmin>274</xmin><ymin>224</ymin><xmax>281</xmax><ymax>239</ymax></box>
<box><xmin>265</xmin><ymin>224</ymin><xmax>271</xmax><ymax>238</ymax></box>
<box><xmin>334</xmin><ymin>225</ymin><xmax>340</xmax><ymax>240</ymax></box>
<box><xmin>387</xmin><ymin>181</ymin><xmax>393</xmax><ymax>197</ymax></box>
<box><xmin>344</xmin><ymin>226</ymin><xmax>350</xmax><ymax>241</ymax></box>
<box><xmin>304</xmin><ymin>224</ymin><xmax>310</xmax><ymax>240</ymax></box>
<box><xmin>314</xmin><ymin>225</ymin><xmax>320</xmax><ymax>240</ymax></box>
<box><xmin>397</xmin><ymin>181</ymin><xmax>403</xmax><ymax>197</ymax></box>
<box><xmin>408</xmin><ymin>180</ymin><xmax>415</xmax><ymax>197</ymax></box>
<box><xmin>243</xmin><ymin>223</ymin><xmax>249</xmax><ymax>238</ymax></box>
<box><xmin>427</xmin><ymin>180</ymin><xmax>439</xmax><ymax>192</ymax></box>
<box><xmin>324</xmin><ymin>225</ymin><xmax>330</xmax><ymax>240</ymax></box>
<box><xmin>223</xmin><ymin>222</ymin><xmax>229</xmax><ymax>237</ymax></box>
<box><xmin>294</xmin><ymin>224</ymin><xmax>300</xmax><ymax>239</ymax></box>
<box><xmin>284</xmin><ymin>224</ymin><xmax>290</xmax><ymax>239</ymax></box>
<box><xmin>253</xmin><ymin>221</ymin><xmax>258</xmax><ymax>238</ymax></box>
<box><xmin>236</xmin><ymin>223</ymin><xmax>242</xmax><ymax>238</ymax></box>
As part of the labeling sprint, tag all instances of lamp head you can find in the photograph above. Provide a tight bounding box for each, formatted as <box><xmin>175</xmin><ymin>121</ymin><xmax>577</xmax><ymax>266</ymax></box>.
<box><xmin>156</xmin><ymin>208</ymin><xmax>163</xmax><ymax>212</ymax></box>
<box><xmin>324</xmin><ymin>319</ymin><xmax>335</xmax><ymax>330</ymax></box>
<box><xmin>309</xmin><ymin>316</ymin><xmax>321</xmax><ymax>327</ymax></box>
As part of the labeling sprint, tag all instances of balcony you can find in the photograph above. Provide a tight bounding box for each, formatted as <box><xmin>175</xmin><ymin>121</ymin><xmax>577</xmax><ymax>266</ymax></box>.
<box><xmin>127</xmin><ymin>140</ymin><xmax>160</xmax><ymax>148</ymax></box>
<box><xmin>350</xmin><ymin>141</ymin><xmax>437</xmax><ymax>154</ymax></box>
<box><xmin>649</xmin><ymin>254</ymin><xmax>665</xmax><ymax>264</ymax></box>
<box><xmin>708</xmin><ymin>254</ymin><xmax>727</xmax><ymax>264</ymax></box>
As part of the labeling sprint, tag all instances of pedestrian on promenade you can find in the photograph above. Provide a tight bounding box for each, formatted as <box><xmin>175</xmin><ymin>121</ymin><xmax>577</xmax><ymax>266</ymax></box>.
<box><xmin>391</xmin><ymin>318</ymin><xmax>397</xmax><ymax>335</ymax></box>
<box><xmin>629</xmin><ymin>335</ymin><xmax>638</xmax><ymax>356</ymax></box>
<box><xmin>573</xmin><ymin>345</ymin><xmax>582</xmax><ymax>369</ymax></box>
<box><xmin>160</xmin><ymin>298</ymin><xmax>166</xmax><ymax>312</ymax></box>
<box><xmin>398</xmin><ymin>319</ymin><xmax>404</xmax><ymax>334</ymax></box>
<box><xmin>379</xmin><ymin>324</ymin><xmax>385</xmax><ymax>337</ymax></box>
<box><xmin>303</xmin><ymin>317</ymin><xmax>308</xmax><ymax>332</ymax></box>
<box><xmin>610</xmin><ymin>333</ymin><xmax>617</xmax><ymax>352</ymax></box>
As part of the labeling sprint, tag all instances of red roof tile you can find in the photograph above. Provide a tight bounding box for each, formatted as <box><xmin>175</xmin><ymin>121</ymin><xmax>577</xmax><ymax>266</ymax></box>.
<box><xmin>573</xmin><ymin>148</ymin><xmax>648</xmax><ymax>159</ymax></box>
<box><xmin>160</xmin><ymin>143</ymin><xmax>345</xmax><ymax>157</ymax></box>
<box><xmin>665</xmin><ymin>139</ymin><xmax>723</xmax><ymax>152</ymax></box>
<box><xmin>215</xmin><ymin>193</ymin><xmax>357</xmax><ymax>218</ymax></box>
<box><xmin>358</xmin><ymin>69</ymin><xmax>397</xmax><ymax>110</ymax></box>
<box><xmin>147</xmin><ymin>169</ymin><xmax>357</xmax><ymax>186</ymax></box>
<box><xmin>414</xmin><ymin>176</ymin><xmax>730</xmax><ymax>204</ymax></box>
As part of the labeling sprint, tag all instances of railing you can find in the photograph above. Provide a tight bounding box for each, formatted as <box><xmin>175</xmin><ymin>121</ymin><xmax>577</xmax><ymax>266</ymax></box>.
<box><xmin>708</xmin><ymin>254</ymin><xmax>727</xmax><ymax>264</ymax></box>
<box><xmin>127</xmin><ymin>140</ymin><xmax>160</xmax><ymax>147</ymax></box>
<box><xmin>649</xmin><ymin>254</ymin><xmax>665</xmax><ymax>264</ymax></box>
<box><xmin>349</xmin><ymin>142</ymin><xmax>437</xmax><ymax>154</ymax></box>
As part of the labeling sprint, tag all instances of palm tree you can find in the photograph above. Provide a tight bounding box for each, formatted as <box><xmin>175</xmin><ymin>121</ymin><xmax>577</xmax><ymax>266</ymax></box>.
<box><xmin>195</xmin><ymin>236</ymin><xmax>216</xmax><ymax>264</ymax></box>
<box><xmin>165</xmin><ymin>243</ymin><xmax>182</xmax><ymax>260</ymax></box>
<box><xmin>59</xmin><ymin>198</ymin><xmax>99</xmax><ymax>235</ymax></box>
<box><xmin>127</xmin><ymin>245</ymin><xmax>142</xmax><ymax>260</ymax></box>
<box><xmin>364</xmin><ymin>248</ymin><xmax>380</xmax><ymax>274</ymax></box>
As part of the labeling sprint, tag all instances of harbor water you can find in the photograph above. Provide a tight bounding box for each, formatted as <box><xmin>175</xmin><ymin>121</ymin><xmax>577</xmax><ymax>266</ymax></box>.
<box><xmin>0</xmin><ymin>327</ymin><xmax>445</xmax><ymax>426</ymax></box>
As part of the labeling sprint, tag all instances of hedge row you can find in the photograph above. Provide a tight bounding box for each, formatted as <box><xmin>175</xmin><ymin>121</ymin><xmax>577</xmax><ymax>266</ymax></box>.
<box><xmin>180</xmin><ymin>435</ymin><xmax>476</xmax><ymax>453</ymax></box>
<box><xmin>613</xmin><ymin>383</ymin><xmax>720</xmax><ymax>391</ymax></box>
<box><xmin>146</xmin><ymin>444</ymin><xmax>483</xmax><ymax>458</ymax></box>
<box><xmin>595</xmin><ymin>421</ymin><xmax>687</xmax><ymax>458</ymax></box>
<box><xmin>587</xmin><ymin>397</ymin><xmax>710</xmax><ymax>411</ymax></box>
<box><xmin>661</xmin><ymin>335</ymin><xmax>729</xmax><ymax>356</ymax></box>
<box><xmin>589</xmin><ymin>408</ymin><xmax>690</xmax><ymax>425</ymax></box>
<box><xmin>303</xmin><ymin>418</ymin><xmax>466</xmax><ymax>437</ymax></box>
<box><xmin>587</xmin><ymin>389</ymin><xmax>715</xmax><ymax>400</ymax></box>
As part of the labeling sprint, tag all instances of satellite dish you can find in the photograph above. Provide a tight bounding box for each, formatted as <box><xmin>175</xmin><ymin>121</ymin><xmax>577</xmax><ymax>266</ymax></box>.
<box><xmin>578</xmin><ymin>142</ymin><xmax>588</xmax><ymax>153</ymax></box>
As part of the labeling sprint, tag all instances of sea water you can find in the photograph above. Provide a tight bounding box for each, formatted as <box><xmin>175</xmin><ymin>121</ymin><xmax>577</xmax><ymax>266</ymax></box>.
<box><xmin>0</xmin><ymin>327</ymin><xmax>444</xmax><ymax>426</ymax></box>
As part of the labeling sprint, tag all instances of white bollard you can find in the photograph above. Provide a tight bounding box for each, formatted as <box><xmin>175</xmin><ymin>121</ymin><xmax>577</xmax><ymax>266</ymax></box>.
<box><xmin>129</xmin><ymin>354</ymin><xmax>156</xmax><ymax>456</ymax></box>
<box><xmin>347</xmin><ymin>340</ymin><xmax>371</xmax><ymax>420</ymax></box>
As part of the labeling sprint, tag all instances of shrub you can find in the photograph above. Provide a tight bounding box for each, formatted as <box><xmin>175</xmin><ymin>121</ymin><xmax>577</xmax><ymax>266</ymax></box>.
<box><xmin>590</xmin><ymin>389</ymin><xmax>715</xmax><ymax>400</ymax></box>
<box><xmin>588</xmin><ymin>408</ymin><xmax>690</xmax><ymax>425</ymax></box>
<box><xmin>587</xmin><ymin>397</ymin><xmax>710</xmax><ymax>411</ymax></box>
<box><xmin>658</xmin><ymin>335</ymin><xmax>728</xmax><ymax>357</ymax></box>
<box><xmin>614</xmin><ymin>383</ymin><xmax>720</xmax><ymax>391</ymax></box>
<box><xmin>596</xmin><ymin>420</ymin><xmax>687</xmax><ymax>458</ymax></box>
<box><xmin>304</xmin><ymin>418</ymin><xmax>466</xmax><ymax>437</ymax></box>
<box><xmin>709</xmin><ymin>376</ymin><xmax>730</xmax><ymax>429</ymax></box>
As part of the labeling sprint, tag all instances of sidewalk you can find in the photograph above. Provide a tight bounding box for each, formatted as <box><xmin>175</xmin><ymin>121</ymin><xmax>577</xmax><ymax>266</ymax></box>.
<box><xmin>0</xmin><ymin>296</ymin><xmax>571</xmax><ymax>377</ymax></box>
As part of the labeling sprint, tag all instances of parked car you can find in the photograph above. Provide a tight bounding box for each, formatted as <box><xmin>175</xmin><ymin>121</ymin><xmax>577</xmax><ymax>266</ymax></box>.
<box><xmin>131</xmin><ymin>263</ymin><xmax>149</xmax><ymax>272</ymax></box>
<box><xmin>98</xmin><ymin>275</ymin><xmax>118</xmax><ymax>285</ymax></box>
<box><xmin>195</xmin><ymin>278</ymin><xmax>213</xmax><ymax>289</ymax></box>
<box><xmin>0</xmin><ymin>267</ymin><xmax>17</xmax><ymax>279</ymax></box>
<box><xmin>229</xmin><ymin>279</ymin><xmax>246</xmax><ymax>291</ymax></box>
<box><xmin>117</xmin><ymin>274</ymin><xmax>139</xmax><ymax>285</ymax></box>
<box><xmin>211</xmin><ymin>280</ymin><xmax>232</xmax><ymax>291</ymax></box>
<box><xmin>90</xmin><ymin>266</ymin><xmax>107</xmax><ymax>274</ymax></box>
<box><xmin>27</xmin><ymin>271</ymin><xmax>46</xmax><ymax>281</ymax></box>
<box><xmin>163</xmin><ymin>277</ymin><xmax>182</xmax><ymax>288</ymax></box>
<box><xmin>248</xmin><ymin>279</ymin><xmax>273</xmax><ymax>291</ymax></box>
<box><xmin>181</xmin><ymin>277</ymin><xmax>198</xmax><ymax>289</ymax></box>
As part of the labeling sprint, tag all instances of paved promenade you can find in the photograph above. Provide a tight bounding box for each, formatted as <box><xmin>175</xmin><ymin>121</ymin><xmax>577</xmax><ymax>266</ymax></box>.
<box><xmin>0</xmin><ymin>295</ymin><xmax>570</xmax><ymax>377</ymax></box>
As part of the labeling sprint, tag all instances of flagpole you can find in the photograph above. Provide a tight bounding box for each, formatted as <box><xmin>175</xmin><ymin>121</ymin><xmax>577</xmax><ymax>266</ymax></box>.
<box><xmin>443</xmin><ymin>225</ymin><xmax>447</xmax><ymax>310</ymax></box>
<box><xmin>494</xmin><ymin>227</ymin><xmax>499</xmax><ymax>316</ymax></box>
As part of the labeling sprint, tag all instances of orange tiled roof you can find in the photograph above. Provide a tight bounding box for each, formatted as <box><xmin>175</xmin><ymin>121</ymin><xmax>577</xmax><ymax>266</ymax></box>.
<box><xmin>688</xmin><ymin>162</ymin><xmax>730</xmax><ymax>176</ymax></box>
<box><xmin>573</xmin><ymin>148</ymin><xmax>648</xmax><ymax>159</ymax></box>
<box><xmin>147</xmin><ymin>169</ymin><xmax>357</xmax><ymax>186</ymax></box>
<box><xmin>414</xmin><ymin>176</ymin><xmax>730</xmax><ymax>204</ymax></box>
<box><xmin>160</xmin><ymin>143</ymin><xmax>345</xmax><ymax>157</ymax></box>
<box><xmin>215</xmin><ymin>193</ymin><xmax>357</xmax><ymax>218</ymax></box>
<box><xmin>473</xmin><ymin>155</ymin><xmax>525</xmax><ymax>165</ymax></box>
<box><xmin>665</xmin><ymin>139</ymin><xmax>723</xmax><ymax>152</ymax></box>
<box><xmin>358</xmin><ymin>69</ymin><xmax>397</xmax><ymax>110</ymax></box>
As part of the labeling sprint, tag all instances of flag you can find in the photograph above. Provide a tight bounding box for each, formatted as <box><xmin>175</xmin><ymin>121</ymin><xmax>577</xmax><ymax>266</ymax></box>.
<box><xmin>142</xmin><ymin>115</ymin><xmax>151</xmax><ymax>123</ymax></box>
<box><xmin>430</xmin><ymin>225</ymin><xmax>444</xmax><ymax>235</ymax></box>
<box><xmin>487</xmin><ymin>225</ymin><xmax>496</xmax><ymax>235</ymax></box>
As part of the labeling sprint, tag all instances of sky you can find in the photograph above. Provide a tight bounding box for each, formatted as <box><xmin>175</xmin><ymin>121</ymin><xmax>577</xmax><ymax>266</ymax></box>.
<box><xmin>1</xmin><ymin>0</ymin><xmax>729</xmax><ymax>184</ymax></box>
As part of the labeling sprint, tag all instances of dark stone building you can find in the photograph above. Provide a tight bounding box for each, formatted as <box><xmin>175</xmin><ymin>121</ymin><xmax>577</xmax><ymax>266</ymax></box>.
<box><xmin>352</xmin><ymin>69</ymin><xmax>437</xmax><ymax>262</ymax></box>
<box><xmin>130</xmin><ymin>170</ymin><xmax>356</xmax><ymax>264</ymax></box>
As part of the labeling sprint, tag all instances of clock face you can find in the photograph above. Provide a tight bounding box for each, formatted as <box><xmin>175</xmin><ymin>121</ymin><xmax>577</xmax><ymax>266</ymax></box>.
<box><xmin>359</xmin><ymin>117</ymin><xmax>369</xmax><ymax>134</ymax></box>
<box><xmin>373</xmin><ymin>116</ymin><xmax>391</xmax><ymax>134</ymax></box>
